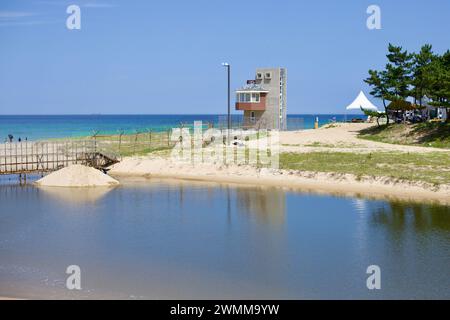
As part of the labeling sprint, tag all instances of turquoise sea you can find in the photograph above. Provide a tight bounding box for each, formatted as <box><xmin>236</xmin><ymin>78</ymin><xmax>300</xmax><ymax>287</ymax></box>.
<box><xmin>0</xmin><ymin>114</ymin><xmax>362</xmax><ymax>141</ymax></box>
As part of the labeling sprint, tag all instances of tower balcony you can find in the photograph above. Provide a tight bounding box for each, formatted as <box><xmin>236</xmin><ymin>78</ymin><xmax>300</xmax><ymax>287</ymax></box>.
<box><xmin>235</xmin><ymin>89</ymin><xmax>268</xmax><ymax>111</ymax></box>
<box><xmin>235</xmin><ymin>101</ymin><xmax>266</xmax><ymax>111</ymax></box>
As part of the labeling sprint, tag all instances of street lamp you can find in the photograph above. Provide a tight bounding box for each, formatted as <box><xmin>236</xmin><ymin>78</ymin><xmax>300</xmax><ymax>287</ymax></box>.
<box><xmin>221</xmin><ymin>62</ymin><xmax>231</xmax><ymax>133</ymax></box>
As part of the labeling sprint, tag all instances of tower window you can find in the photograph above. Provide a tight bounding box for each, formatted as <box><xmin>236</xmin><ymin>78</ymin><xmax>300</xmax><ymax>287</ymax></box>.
<box><xmin>251</xmin><ymin>93</ymin><xmax>260</xmax><ymax>102</ymax></box>
<box><xmin>237</xmin><ymin>92</ymin><xmax>260</xmax><ymax>103</ymax></box>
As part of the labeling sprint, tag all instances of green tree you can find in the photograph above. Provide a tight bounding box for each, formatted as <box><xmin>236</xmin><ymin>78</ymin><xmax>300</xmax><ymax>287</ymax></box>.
<box><xmin>384</xmin><ymin>44</ymin><xmax>413</xmax><ymax>102</ymax></box>
<box><xmin>365</xmin><ymin>44</ymin><xmax>413</xmax><ymax>124</ymax></box>
<box><xmin>411</xmin><ymin>44</ymin><xmax>434</xmax><ymax>107</ymax></box>
<box><xmin>427</xmin><ymin>50</ymin><xmax>450</xmax><ymax>122</ymax></box>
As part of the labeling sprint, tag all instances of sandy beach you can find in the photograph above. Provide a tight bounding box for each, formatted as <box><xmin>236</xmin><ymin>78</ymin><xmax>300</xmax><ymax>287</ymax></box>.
<box><xmin>109</xmin><ymin>123</ymin><xmax>450</xmax><ymax>205</ymax></box>
<box><xmin>279</xmin><ymin>123</ymin><xmax>449</xmax><ymax>153</ymax></box>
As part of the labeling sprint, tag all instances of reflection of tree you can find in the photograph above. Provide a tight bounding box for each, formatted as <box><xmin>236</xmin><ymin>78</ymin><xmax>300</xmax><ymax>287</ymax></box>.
<box><xmin>369</xmin><ymin>200</ymin><xmax>450</xmax><ymax>233</ymax></box>
<box><xmin>235</xmin><ymin>186</ymin><xmax>286</xmax><ymax>226</ymax></box>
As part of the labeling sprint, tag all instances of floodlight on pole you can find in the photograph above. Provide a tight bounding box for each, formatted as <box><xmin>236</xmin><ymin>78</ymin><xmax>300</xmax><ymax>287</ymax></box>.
<box><xmin>221</xmin><ymin>62</ymin><xmax>231</xmax><ymax>136</ymax></box>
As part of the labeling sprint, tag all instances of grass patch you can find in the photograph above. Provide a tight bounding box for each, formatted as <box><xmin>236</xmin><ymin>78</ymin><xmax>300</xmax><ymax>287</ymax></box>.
<box><xmin>358</xmin><ymin>122</ymin><xmax>450</xmax><ymax>149</ymax></box>
<box><xmin>303</xmin><ymin>142</ymin><xmax>336</xmax><ymax>148</ymax></box>
<box><xmin>303</xmin><ymin>141</ymin><xmax>365</xmax><ymax>148</ymax></box>
<box><xmin>280</xmin><ymin>151</ymin><xmax>450</xmax><ymax>185</ymax></box>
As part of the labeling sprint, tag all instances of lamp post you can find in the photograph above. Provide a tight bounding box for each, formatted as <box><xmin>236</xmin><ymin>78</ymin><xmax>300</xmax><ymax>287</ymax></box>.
<box><xmin>222</xmin><ymin>63</ymin><xmax>231</xmax><ymax>133</ymax></box>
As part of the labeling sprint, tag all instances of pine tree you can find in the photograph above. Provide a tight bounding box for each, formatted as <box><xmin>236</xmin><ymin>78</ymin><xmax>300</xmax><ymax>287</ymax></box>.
<box><xmin>411</xmin><ymin>44</ymin><xmax>434</xmax><ymax>107</ymax></box>
<box><xmin>364</xmin><ymin>44</ymin><xmax>413</xmax><ymax>124</ymax></box>
<box><xmin>428</xmin><ymin>50</ymin><xmax>450</xmax><ymax>122</ymax></box>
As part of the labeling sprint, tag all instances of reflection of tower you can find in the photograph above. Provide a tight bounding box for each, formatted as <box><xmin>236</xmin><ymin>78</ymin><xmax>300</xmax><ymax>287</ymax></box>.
<box><xmin>179</xmin><ymin>184</ymin><xmax>184</xmax><ymax>209</ymax></box>
<box><xmin>227</xmin><ymin>186</ymin><xmax>231</xmax><ymax>225</ymax></box>
<box><xmin>235</xmin><ymin>186</ymin><xmax>286</xmax><ymax>225</ymax></box>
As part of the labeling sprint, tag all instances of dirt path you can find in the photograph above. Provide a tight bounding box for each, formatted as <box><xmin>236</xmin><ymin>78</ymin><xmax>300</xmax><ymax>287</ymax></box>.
<box><xmin>280</xmin><ymin>123</ymin><xmax>450</xmax><ymax>153</ymax></box>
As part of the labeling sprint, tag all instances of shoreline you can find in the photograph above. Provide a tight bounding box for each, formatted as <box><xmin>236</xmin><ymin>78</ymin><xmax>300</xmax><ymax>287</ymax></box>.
<box><xmin>109</xmin><ymin>160</ymin><xmax>450</xmax><ymax>206</ymax></box>
<box><xmin>108</xmin><ymin>122</ymin><xmax>450</xmax><ymax>206</ymax></box>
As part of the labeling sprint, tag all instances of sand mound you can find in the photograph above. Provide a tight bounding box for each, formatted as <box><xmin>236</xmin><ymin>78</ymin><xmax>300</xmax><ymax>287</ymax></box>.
<box><xmin>35</xmin><ymin>164</ymin><xmax>119</xmax><ymax>187</ymax></box>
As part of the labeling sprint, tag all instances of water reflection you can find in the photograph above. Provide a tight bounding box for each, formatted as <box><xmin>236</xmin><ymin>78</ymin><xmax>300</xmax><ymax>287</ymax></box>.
<box><xmin>369</xmin><ymin>201</ymin><xmax>450</xmax><ymax>232</ymax></box>
<box><xmin>122</xmin><ymin>178</ymin><xmax>287</xmax><ymax>226</ymax></box>
<box><xmin>0</xmin><ymin>179</ymin><xmax>449</xmax><ymax>299</ymax></box>
<box><xmin>235</xmin><ymin>186</ymin><xmax>286</xmax><ymax>226</ymax></box>
<box><xmin>352</xmin><ymin>198</ymin><xmax>369</xmax><ymax>214</ymax></box>
<box><xmin>38</xmin><ymin>186</ymin><xmax>115</xmax><ymax>204</ymax></box>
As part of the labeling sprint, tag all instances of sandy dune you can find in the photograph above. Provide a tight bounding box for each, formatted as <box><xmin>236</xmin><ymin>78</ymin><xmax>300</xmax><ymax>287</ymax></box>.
<box><xmin>108</xmin><ymin>123</ymin><xmax>450</xmax><ymax>204</ymax></box>
<box><xmin>35</xmin><ymin>164</ymin><xmax>119</xmax><ymax>187</ymax></box>
<box><xmin>280</xmin><ymin>123</ymin><xmax>450</xmax><ymax>153</ymax></box>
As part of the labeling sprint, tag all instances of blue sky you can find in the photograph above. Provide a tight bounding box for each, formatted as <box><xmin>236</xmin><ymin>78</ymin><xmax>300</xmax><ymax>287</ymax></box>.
<box><xmin>0</xmin><ymin>0</ymin><xmax>449</xmax><ymax>115</ymax></box>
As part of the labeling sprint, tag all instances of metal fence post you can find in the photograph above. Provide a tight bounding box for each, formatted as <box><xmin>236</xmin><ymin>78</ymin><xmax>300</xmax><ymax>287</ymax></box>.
<box><xmin>148</xmin><ymin>129</ymin><xmax>152</xmax><ymax>149</ymax></box>
<box><xmin>118</xmin><ymin>131</ymin><xmax>123</xmax><ymax>155</ymax></box>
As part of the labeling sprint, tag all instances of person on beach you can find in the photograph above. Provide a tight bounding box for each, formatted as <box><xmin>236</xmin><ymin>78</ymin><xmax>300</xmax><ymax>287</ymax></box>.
<box><xmin>7</xmin><ymin>134</ymin><xmax>13</xmax><ymax>143</ymax></box>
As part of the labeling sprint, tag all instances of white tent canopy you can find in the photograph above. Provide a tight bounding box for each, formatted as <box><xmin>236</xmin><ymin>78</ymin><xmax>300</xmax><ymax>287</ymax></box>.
<box><xmin>346</xmin><ymin>91</ymin><xmax>379</xmax><ymax>112</ymax></box>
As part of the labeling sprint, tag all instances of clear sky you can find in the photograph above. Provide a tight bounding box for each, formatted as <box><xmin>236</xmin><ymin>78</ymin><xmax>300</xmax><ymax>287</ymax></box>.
<box><xmin>0</xmin><ymin>0</ymin><xmax>449</xmax><ymax>115</ymax></box>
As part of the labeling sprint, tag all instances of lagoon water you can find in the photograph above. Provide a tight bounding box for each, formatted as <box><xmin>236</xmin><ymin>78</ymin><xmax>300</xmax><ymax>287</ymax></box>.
<box><xmin>0</xmin><ymin>177</ymin><xmax>449</xmax><ymax>299</ymax></box>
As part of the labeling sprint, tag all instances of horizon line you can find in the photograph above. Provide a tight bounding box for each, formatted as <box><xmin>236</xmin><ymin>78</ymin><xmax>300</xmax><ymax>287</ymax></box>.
<box><xmin>0</xmin><ymin>113</ymin><xmax>363</xmax><ymax>116</ymax></box>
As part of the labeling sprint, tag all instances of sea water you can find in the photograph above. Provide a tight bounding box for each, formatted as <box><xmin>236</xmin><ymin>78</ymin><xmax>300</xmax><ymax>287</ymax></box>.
<box><xmin>0</xmin><ymin>114</ymin><xmax>361</xmax><ymax>141</ymax></box>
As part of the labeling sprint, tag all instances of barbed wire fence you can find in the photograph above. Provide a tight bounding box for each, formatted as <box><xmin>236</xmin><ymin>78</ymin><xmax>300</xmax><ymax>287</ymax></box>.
<box><xmin>1</xmin><ymin>117</ymin><xmax>306</xmax><ymax>159</ymax></box>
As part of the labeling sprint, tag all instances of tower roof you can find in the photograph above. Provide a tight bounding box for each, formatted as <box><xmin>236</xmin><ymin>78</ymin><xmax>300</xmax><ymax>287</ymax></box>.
<box><xmin>236</xmin><ymin>83</ymin><xmax>269</xmax><ymax>93</ymax></box>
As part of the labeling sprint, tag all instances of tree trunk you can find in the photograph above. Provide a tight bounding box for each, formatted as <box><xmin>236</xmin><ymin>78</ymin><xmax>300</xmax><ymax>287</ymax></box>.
<box><xmin>383</xmin><ymin>99</ymin><xmax>389</xmax><ymax>125</ymax></box>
